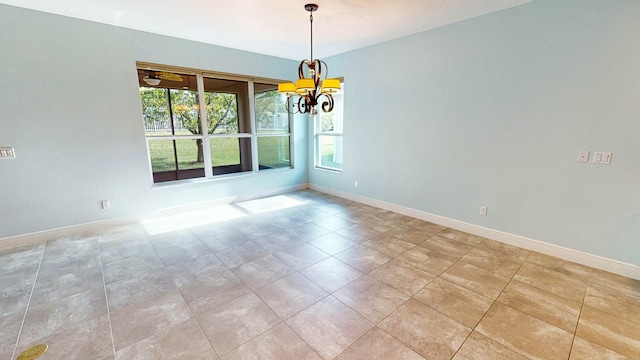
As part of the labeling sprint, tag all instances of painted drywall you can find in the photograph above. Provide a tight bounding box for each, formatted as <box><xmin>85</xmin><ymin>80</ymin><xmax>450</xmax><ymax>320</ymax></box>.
<box><xmin>311</xmin><ymin>0</ymin><xmax>640</xmax><ymax>265</ymax></box>
<box><xmin>0</xmin><ymin>4</ymin><xmax>307</xmax><ymax>239</ymax></box>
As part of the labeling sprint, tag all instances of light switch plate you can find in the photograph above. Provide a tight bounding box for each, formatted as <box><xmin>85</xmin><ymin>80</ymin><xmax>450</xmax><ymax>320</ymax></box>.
<box><xmin>0</xmin><ymin>147</ymin><xmax>15</xmax><ymax>159</ymax></box>
<box><xmin>593</xmin><ymin>151</ymin><xmax>612</xmax><ymax>165</ymax></box>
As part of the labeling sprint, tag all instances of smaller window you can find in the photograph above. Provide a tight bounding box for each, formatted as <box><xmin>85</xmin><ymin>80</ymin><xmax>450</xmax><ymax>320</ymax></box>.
<box><xmin>254</xmin><ymin>83</ymin><xmax>292</xmax><ymax>170</ymax></box>
<box><xmin>315</xmin><ymin>82</ymin><xmax>343</xmax><ymax>171</ymax></box>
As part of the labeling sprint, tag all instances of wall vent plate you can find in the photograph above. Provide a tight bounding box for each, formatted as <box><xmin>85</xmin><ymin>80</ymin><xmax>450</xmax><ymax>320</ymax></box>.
<box><xmin>0</xmin><ymin>147</ymin><xmax>16</xmax><ymax>159</ymax></box>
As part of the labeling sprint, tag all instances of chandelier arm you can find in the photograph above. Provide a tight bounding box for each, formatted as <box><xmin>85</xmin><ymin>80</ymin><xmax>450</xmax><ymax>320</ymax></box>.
<box><xmin>298</xmin><ymin>59</ymin><xmax>311</xmax><ymax>79</ymax></box>
<box><xmin>297</xmin><ymin>96</ymin><xmax>307</xmax><ymax>114</ymax></box>
<box><xmin>318</xmin><ymin>60</ymin><xmax>328</xmax><ymax>80</ymax></box>
<box><xmin>284</xmin><ymin>96</ymin><xmax>300</xmax><ymax>115</ymax></box>
<box><xmin>319</xmin><ymin>93</ymin><xmax>335</xmax><ymax>113</ymax></box>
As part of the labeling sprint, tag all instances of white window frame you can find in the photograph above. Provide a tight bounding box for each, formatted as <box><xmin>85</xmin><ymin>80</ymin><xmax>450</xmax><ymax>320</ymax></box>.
<box><xmin>138</xmin><ymin>62</ymin><xmax>293</xmax><ymax>184</ymax></box>
<box><xmin>315</xmin><ymin>81</ymin><xmax>343</xmax><ymax>172</ymax></box>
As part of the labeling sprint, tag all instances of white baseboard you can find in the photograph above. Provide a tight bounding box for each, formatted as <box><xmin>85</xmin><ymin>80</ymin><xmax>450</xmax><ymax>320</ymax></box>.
<box><xmin>310</xmin><ymin>184</ymin><xmax>640</xmax><ymax>281</ymax></box>
<box><xmin>0</xmin><ymin>184</ymin><xmax>309</xmax><ymax>251</ymax></box>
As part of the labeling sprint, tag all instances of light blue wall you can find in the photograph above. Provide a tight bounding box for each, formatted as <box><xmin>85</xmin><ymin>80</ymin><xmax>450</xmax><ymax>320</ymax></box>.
<box><xmin>311</xmin><ymin>0</ymin><xmax>640</xmax><ymax>265</ymax></box>
<box><xmin>0</xmin><ymin>4</ymin><xmax>307</xmax><ymax>238</ymax></box>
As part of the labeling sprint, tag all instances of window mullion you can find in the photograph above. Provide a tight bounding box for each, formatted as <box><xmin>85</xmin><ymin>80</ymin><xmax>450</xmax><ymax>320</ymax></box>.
<box><xmin>196</xmin><ymin>74</ymin><xmax>213</xmax><ymax>178</ymax></box>
<box><xmin>248</xmin><ymin>80</ymin><xmax>259</xmax><ymax>173</ymax></box>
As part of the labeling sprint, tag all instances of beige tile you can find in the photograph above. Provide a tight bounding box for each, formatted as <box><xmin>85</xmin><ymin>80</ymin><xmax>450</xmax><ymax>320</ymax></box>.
<box><xmin>414</xmin><ymin>278</ymin><xmax>492</xmax><ymax>328</ymax></box>
<box><xmin>166</xmin><ymin>253</ymin><xmax>227</xmax><ymax>287</ymax></box>
<box><xmin>299</xmin><ymin>257</ymin><xmax>363</xmax><ymax>293</ymax></box>
<box><xmin>313</xmin><ymin>215</ymin><xmax>355</xmax><ymax>231</ymax></box>
<box><xmin>0</xmin><ymin>313</ymin><xmax>23</xmax><ymax>358</ymax></box>
<box><xmin>403</xmin><ymin>219</ymin><xmax>447</xmax><ymax>235</ymax></box>
<box><xmin>376</xmin><ymin>211</ymin><xmax>413</xmax><ymax>224</ymax></box>
<box><xmin>33</xmin><ymin>256</ymin><xmax>103</xmax><ymax>296</ymax></box>
<box><xmin>178</xmin><ymin>270</ymin><xmax>251</xmax><ymax>315</ymax></box>
<box><xmin>589</xmin><ymin>268</ymin><xmax>640</xmax><ymax>298</ymax></box>
<box><xmin>106</xmin><ymin>268</ymin><xmax>177</xmax><ymax>311</ymax></box>
<box><xmin>287</xmin><ymin>296</ymin><xmax>374</xmax><ymax>360</ymax></box>
<box><xmin>215</xmin><ymin>241</ymin><xmax>270</xmax><ymax>268</ymax></box>
<box><xmin>476</xmin><ymin>303</ymin><xmax>573</xmax><ymax>360</ymax></box>
<box><xmin>102</xmin><ymin>252</ymin><xmax>165</xmax><ymax>284</ymax></box>
<box><xmin>368</xmin><ymin>259</ymin><xmax>435</xmax><ymax>296</ymax></box>
<box><xmin>19</xmin><ymin>287</ymin><xmax>107</xmax><ymax>346</ymax></box>
<box><xmin>452</xmin><ymin>331</ymin><xmax>528</xmax><ymax>360</ymax></box>
<box><xmin>334</xmin><ymin>245</ymin><xmax>392</xmax><ymax>273</ymax></box>
<box><xmin>235</xmin><ymin>219</ymin><xmax>285</xmax><ymax>240</ymax></box>
<box><xmin>0</xmin><ymin>270</ymin><xmax>36</xmax><ymax>317</ymax></box>
<box><xmin>514</xmin><ymin>262</ymin><xmax>586</xmax><ymax>302</ymax></box>
<box><xmin>232</xmin><ymin>255</ymin><xmax>294</xmax><ymax>290</ymax></box>
<box><xmin>15</xmin><ymin>314</ymin><xmax>113</xmax><ymax>360</ymax></box>
<box><xmin>526</xmin><ymin>252</ymin><xmax>593</xmax><ymax>283</ymax></box>
<box><xmin>576</xmin><ymin>306</ymin><xmax>640</xmax><ymax>359</ymax></box>
<box><xmin>115</xmin><ymin>318</ymin><xmax>215</xmax><ymax>359</ymax></box>
<box><xmin>197</xmin><ymin>292</ymin><xmax>281</xmax><ymax>356</ymax></box>
<box><xmin>385</xmin><ymin>225</ymin><xmax>433</xmax><ymax>245</ymax></box>
<box><xmin>584</xmin><ymin>284</ymin><xmax>640</xmax><ymax>326</ymax></box>
<box><xmin>497</xmin><ymin>280</ymin><xmax>581</xmax><ymax>333</ymax></box>
<box><xmin>255</xmin><ymin>273</ymin><xmax>327</xmax><ymax>319</ymax></box>
<box><xmin>221</xmin><ymin>322</ymin><xmax>320</xmax><ymax>360</ymax></box>
<box><xmin>460</xmin><ymin>249</ymin><xmax>523</xmax><ymax>278</ymax></box>
<box><xmin>570</xmin><ymin>337</ymin><xmax>631</xmax><ymax>360</ymax></box>
<box><xmin>98</xmin><ymin>240</ymin><xmax>156</xmax><ymax>263</ymax></box>
<box><xmin>0</xmin><ymin>243</ymin><xmax>44</xmax><ymax>274</ymax></box>
<box><xmin>308</xmin><ymin>233</ymin><xmax>358</xmax><ymax>255</ymax></box>
<box><xmin>149</xmin><ymin>230</ymin><xmax>210</xmax><ymax>266</ymax></box>
<box><xmin>335</xmin><ymin>224</ymin><xmax>384</xmax><ymax>243</ymax></box>
<box><xmin>359</xmin><ymin>216</ymin><xmax>401</xmax><ymax>233</ymax></box>
<box><xmin>0</xmin><ymin>344</ymin><xmax>13</xmax><ymax>360</ymax></box>
<box><xmin>333</xmin><ymin>276</ymin><xmax>409</xmax><ymax>323</ymax></box>
<box><xmin>440</xmin><ymin>261</ymin><xmax>510</xmax><ymax>299</ymax></box>
<box><xmin>198</xmin><ymin>230</ymin><xmax>250</xmax><ymax>252</ymax></box>
<box><xmin>420</xmin><ymin>235</ymin><xmax>473</xmax><ymax>259</ymax></box>
<box><xmin>335</xmin><ymin>327</ymin><xmax>424</xmax><ymax>360</ymax></box>
<box><xmin>379</xmin><ymin>299</ymin><xmax>470</xmax><ymax>360</ymax></box>
<box><xmin>110</xmin><ymin>290</ymin><xmax>193</xmax><ymax>351</ymax></box>
<box><xmin>475</xmin><ymin>239</ymin><xmax>530</xmax><ymax>263</ymax></box>
<box><xmin>284</xmin><ymin>223</ymin><xmax>331</xmax><ymax>241</ymax></box>
<box><xmin>396</xmin><ymin>246</ymin><xmax>456</xmax><ymax>276</ymax></box>
<box><xmin>274</xmin><ymin>243</ymin><xmax>329</xmax><ymax>270</ymax></box>
<box><xmin>436</xmin><ymin>229</ymin><xmax>484</xmax><ymax>246</ymax></box>
<box><xmin>362</xmin><ymin>234</ymin><xmax>416</xmax><ymax>257</ymax></box>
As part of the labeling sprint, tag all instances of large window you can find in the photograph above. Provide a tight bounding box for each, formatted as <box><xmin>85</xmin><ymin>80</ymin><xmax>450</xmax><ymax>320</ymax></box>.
<box><xmin>315</xmin><ymin>81</ymin><xmax>343</xmax><ymax>171</ymax></box>
<box><xmin>138</xmin><ymin>65</ymin><xmax>291</xmax><ymax>183</ymax></box>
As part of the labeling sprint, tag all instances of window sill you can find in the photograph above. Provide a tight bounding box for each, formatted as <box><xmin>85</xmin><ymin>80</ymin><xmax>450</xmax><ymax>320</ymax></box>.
<box><xmin>314</xmin><ymin>166</ymin><xmax>342</xmax><ymax>174</ymax></box>
<box><xmin>150</xmin><ymin>167</ymin><xmax>295</xmax><ymax>189</ymax></box>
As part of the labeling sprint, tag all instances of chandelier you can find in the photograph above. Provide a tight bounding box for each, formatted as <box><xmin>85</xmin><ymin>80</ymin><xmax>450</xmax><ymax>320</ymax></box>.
<box><xmin>278</xmin><ymin>3</ymin><xmax>340</xmax><ymax>116</ymax></box>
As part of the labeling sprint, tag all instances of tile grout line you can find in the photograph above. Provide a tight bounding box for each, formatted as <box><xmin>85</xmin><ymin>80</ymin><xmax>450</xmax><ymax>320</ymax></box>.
<box><xmin>10</xmin><ymin>241</ymin><xmax>47</xmax><ymax>360</ymax></box>
<box><xmin>566</xmin><ymin>281</ymin><xmax>589</xmax><ymax>360</ymax></box>
<box><xmin>96</xmin><ymin>240</ymin><xmax>117</xmax><ymax>359</ymax></box>
<box><xmin>447</xmin><ymin>243</ymin><xmax>530</xmax><ymax>360</ymax></box>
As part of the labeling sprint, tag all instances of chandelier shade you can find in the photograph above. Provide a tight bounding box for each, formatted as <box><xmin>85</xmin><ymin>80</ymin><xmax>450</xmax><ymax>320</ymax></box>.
<box><xmin>278</xmin><ymin>3</ymin><xmax>340</xmax><ymax>116</ymax></box>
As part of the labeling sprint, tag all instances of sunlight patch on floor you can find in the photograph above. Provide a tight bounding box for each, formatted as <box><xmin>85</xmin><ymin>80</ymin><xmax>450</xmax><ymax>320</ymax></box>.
<box><xmin>235</xmin><ymin>195</ymin><xmax>306</xmax><ymax>214</ymax></box>
<box><xmin>141</xmin><ymin>205</ymin><xmax>246</xmax><ymax>235</ymax></box>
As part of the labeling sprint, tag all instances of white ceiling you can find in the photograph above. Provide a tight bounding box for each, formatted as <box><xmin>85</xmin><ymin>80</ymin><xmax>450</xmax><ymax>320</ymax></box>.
<box><xmin>1</xmin><ymin>0</ymin><xmax>534</xmax><ymax>60</ymax></box>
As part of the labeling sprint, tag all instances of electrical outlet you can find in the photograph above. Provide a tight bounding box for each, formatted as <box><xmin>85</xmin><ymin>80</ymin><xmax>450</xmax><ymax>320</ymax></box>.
<box><xmin>479</xmin><ymin>206</ymin><xmax>487</xmax><ymax>216</ymax></box>
<box><xmin>101</xmin><ymin>200</ymin><xmax>110</xmax><ymax>209</ymax></box>
<box><xmin>354</xmin><ymin>180</ymin><xmax>359</xmax><ymax>188</ymax></box>
<box><xmin>578</xmin><ymin>151</ymin><xmax>589</xmax><ymax>163</ymax></box>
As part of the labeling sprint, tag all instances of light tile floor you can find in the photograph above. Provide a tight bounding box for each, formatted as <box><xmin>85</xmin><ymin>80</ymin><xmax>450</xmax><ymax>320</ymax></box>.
<box><xmin>1</xmin><ymin>190</ymin><xmax>639</xmax><ymax>359</ymax></box>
